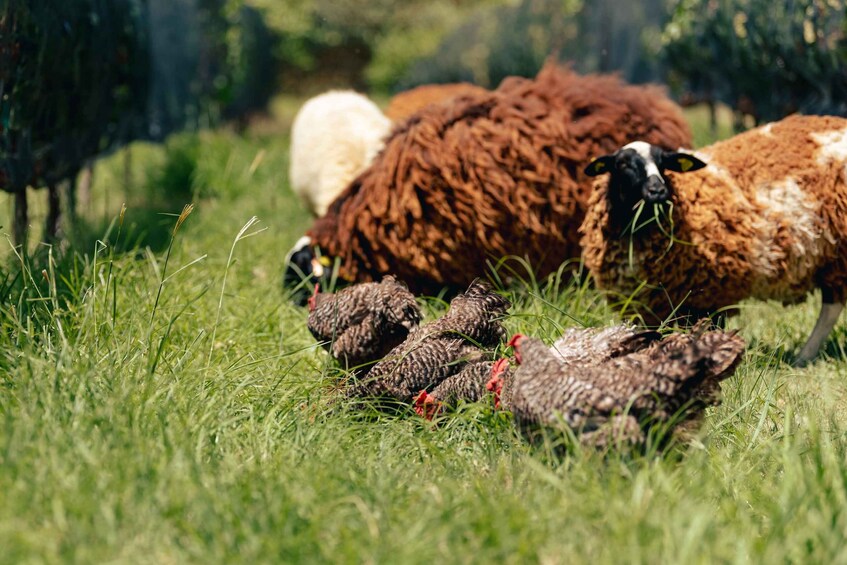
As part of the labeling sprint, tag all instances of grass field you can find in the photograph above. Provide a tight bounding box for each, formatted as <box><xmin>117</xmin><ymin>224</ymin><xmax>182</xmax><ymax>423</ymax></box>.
<box><xmin>2</xmin><ymin>106</ymin><xmax>847</xmax><ymax>563</ymax></box>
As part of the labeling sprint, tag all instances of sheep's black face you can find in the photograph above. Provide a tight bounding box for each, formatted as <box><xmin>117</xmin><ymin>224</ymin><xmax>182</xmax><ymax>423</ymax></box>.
<box><xmin>283</xmin><ymin>236</ymin><xmax>333</xmax><ymax>305</ymax></box>
<box><xmin>585</xmin><ymin>141</ymin><xmax>707</xmax><ymax>218</ymax></box>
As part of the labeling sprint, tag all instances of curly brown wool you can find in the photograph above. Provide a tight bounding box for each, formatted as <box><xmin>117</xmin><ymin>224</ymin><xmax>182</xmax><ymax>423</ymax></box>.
<box><xmin>384</xmin><ymin>83</ymin><xmax>489</xmax><ymax>123</ymax></box>
<box><xmin>306</xmin><ymin>60</ymin><xmax>692</xmax><ymax>295</ymax></box>
<box><xmin>580</xmin><ymin>115</ymin><xmax>847</xmax><ymax>364</ymax></box>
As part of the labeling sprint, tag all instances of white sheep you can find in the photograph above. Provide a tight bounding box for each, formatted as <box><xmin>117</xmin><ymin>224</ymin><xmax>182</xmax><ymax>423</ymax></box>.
<box><xmin>289</xmin><ymin>90</ymin><xmax>392</xmax><ymax>216</ymax></box>
<box><xmin>580</xmin><ymin>114</ymin><xmax>847</xmax><ymax>366</ymax></box>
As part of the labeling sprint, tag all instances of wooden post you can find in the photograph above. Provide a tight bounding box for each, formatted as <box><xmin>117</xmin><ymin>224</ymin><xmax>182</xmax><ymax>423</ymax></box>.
<box><xmin>45</xmin><ymin>182</ymin><xmax>61</xmax><ymax>240</ymax></box>
<box><xmin>13</xmin><ymin>189</ymin><xmax>28</xmax><ymax>248</ymax></box>
<box><xmin>77</xmin><ymin>160</ymin><xmax>93</xmax><ymax>210</ymax></box>
<box><xmin>62</xmin><ymin>176</ymin><xmax>78</xmax><ymax>235</ymax></box>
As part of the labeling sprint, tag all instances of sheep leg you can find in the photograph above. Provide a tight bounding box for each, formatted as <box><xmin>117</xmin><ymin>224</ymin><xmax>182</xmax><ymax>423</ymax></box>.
<box><xmin>794</xmin><ymin>288</ymin><xmax>844</xmax><ymax>367</ymax></box>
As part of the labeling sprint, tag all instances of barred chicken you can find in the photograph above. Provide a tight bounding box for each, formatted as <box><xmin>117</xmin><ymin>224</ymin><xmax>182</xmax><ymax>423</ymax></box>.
<box><xmin>307</xmin><ymin>275</ymin><xmax>422</xmax><ymax>370</ymax></box>
<box><xmin>416</xmin><ymin>322</ymin><xmax>745</xmax><ymax>449</ymax></box>
<box><xmin>505</xmin><ymin>324</ymin><xmax>746</xmax><ymax>447</ymax></box>
<box><xmin>416</xmin><ymin>324</ymin><xmax>660</xmax><ymax>417</ymax></box>
<box><xmin>348</xmin><ymin>280</ymin><xmax>510</xmax><ymax>404</ymax></box>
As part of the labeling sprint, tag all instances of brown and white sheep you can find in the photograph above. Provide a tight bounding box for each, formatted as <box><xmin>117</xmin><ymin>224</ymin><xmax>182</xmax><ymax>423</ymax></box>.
<box><xmin>289</xmin><ymin>90</ymin><xmax>392</xmax><ymax>216</ymax></box>
<box><xmin>581</xmin><ymin>114</ymin><xmax>847</xmax><ymax>365</ymax></box>
<box><xmin>384</xmin><ymin>82</ymin><xmax>489</xmax><ymax>123</ymax></box>
<box><xmin>284</xmin><ymin>61</ymin><xmax>692</xmax><ymax>296</ymax></box>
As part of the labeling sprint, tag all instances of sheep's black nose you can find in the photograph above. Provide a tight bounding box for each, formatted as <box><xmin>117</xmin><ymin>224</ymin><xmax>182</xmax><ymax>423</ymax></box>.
<box><xmin>643</xmin><ymin>176</ymin><xmax>669</xmax><ymax>204</ymax></box>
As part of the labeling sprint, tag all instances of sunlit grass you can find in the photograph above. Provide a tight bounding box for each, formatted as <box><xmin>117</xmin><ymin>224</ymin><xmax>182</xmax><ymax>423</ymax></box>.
<box><xmin>1</xmin><ymin>105</ymin><xmax>846</xmax><ymax>563</ymax></box>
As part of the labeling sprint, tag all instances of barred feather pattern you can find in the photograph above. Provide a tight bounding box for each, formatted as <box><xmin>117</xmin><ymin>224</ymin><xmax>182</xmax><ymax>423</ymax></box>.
<box><xmin>549</xmin><ymin>325</ymin><xmax>662</xmax><ymax>365</ymax></box>
<box><xmin>426</xmin><ymin>324</ymin><xmax>658</xmax><ymax>411</ymax></box>
<box><xmin>347</xmin><ymin>281</ymin><xmax>510</xmax><ymax>402</ymax></box>
<box><xmin>428</xmin><ymin>360</ymin><xmax>497</xmax><ymax>406</ymax></box>
<box><xmin>307</xmin><ymin>275</ymin><xmax>421</xmax><ymax>369</ymax></box>
<box><xmin>508</xmin><ymin>325</ymin><xmax>746</xmax><ymax>447</ymax></box>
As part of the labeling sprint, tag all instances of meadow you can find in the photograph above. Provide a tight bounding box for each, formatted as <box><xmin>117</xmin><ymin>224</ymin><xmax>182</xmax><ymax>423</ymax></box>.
<box><xmin>2</xmin><ymin>103</ymin><xmax>847</xmax><ymax>563</ymax></box>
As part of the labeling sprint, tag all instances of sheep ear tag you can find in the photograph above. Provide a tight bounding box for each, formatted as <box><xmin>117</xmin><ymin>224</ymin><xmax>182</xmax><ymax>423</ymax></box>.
<box><xmin>584</xmin><ymin>156</ymin><xmax>614</xmax><ymax>176</ymax></box>
<box><xmin>318</xmin><ymin>256</ymin><xmax>332</xmax><ymax>267</ymax></box>
<box><xmin>663</xmin><ymin>153</ymin><xmax>707</xmax><ymax>173</ymax></box>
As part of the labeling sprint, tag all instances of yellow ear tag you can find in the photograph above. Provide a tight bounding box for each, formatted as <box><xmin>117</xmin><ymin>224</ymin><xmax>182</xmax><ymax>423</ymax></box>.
<box><xmin>593</xmin><ymin>161</ymin><xmax>606</xmax><ymax>173</ymax></box>
<box><xmin>318</xmin><ymin>256</ymin><xmax>332</xmax><ymax>267</ymax></box>
<box><xmin>679</xmin><ymin>158</ymin><xmax>694</xmax><ymax>172</ymax></box>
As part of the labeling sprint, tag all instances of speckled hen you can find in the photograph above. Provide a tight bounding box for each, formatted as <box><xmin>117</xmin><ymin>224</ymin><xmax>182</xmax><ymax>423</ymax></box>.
<box><xmin>416</xmin><ymin>324</ymin><xmax>660</xmax><ymax>417</ymax></box>
<box><xmin>504</xmin><ymin>324</ymin><xmax>746</xmax><ymax>447</ymax></box>
<box><xmin>348</xmin><ymin>281</ymin><xmax>510</xmax><ymax>403</ymax></box>
<box><xmin>307</xmin><ymin>275</ymin><xmax>421</xmax><ymax>369</ymax></box>
<box><xmin>415</xmin><ymin>322</ymin><xmax>745</xmax><ymax>448</ymax></box>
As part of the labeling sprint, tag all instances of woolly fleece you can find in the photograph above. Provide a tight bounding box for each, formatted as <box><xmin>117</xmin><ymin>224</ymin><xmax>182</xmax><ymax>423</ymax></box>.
<box><xmin>580</xmin><ymin>114</ymin><xmax>847</xmax><ymax>324</ymax></box>
<box><xmin>307</xmin><ymin>61</ymin><xmax>692</xmax><ymax>294</ymax></box>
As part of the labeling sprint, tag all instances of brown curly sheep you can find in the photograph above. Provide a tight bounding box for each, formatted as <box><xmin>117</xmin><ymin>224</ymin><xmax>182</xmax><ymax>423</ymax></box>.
<box><xmin>284</xmin><ymin>61</ymin><xmax>692</xmax><ymax>296</ymax></box>
<box><xmin>580</xmin><ymin>115</ymin><xmax>847</xmax><ymax>366</ymax></box>
<box><xmin>384</xmin><ymin>82</ymin><xmax>489</xmax><ymax>122</ymax></box>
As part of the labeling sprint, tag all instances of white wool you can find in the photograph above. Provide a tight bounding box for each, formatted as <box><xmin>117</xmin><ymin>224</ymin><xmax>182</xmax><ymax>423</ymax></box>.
<box><xmin>289</xmin><ymin>90</ymin><xmax>392</xmax><ymax>216</ymax></box>
<box><xmin>749</xmin><ymin>177</ymin><xmax>831</xmax><ymax>300</ymax></box>
<box><xmin>813</xmin><ymin>127</ymin><xmax>847</xmax><ymax>164</ymax></box>
<box><xmin>812</xmin><ymin>127</ymin><xmax>847</xmax><ymax>183</ymax></box>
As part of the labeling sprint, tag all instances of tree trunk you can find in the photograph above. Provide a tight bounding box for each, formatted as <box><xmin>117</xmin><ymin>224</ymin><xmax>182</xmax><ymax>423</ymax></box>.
<box><xmin>77</xmin><ymin>160</ymin><xmax>93</xmax><ymax>210</ymax></box>
<box><xmin>13</xmin><ymin>189</ymin><xmax>28</xmax><ymax>248</ymax></box>
<box><xmin>45</xmin><ymin>182</ymin><xmax>61</xmax><ymax>241</ymax></box>
<box><xmin>63</xmin><ymin>176</ymin><xmax>78</xmax><ymax>234</ymax></box>
<box><xmin>707</xmin><ymin>100</ymin><xmax>717</xmax><ymax>139</ymax></box>
<box><xmin>123</xmin><ymin>146</ymin><xmax>132</xmax><ymax>192</ymax></box>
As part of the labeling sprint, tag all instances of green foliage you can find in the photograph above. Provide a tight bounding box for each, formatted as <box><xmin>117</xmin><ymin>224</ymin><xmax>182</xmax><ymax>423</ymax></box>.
<box><xmin>0</xmin><ymin>0</ymin><xmax>277</xmax><ymax>197</ymax></box>
<box><xmin>0</xmin><ymin>0</ymin><xmax>149</xmax><ymax>192</ymax></box>
<box><xmin>663</xmin><ymin>0</ymin><xmax>847</xmax><ymax>123</ymax></box>
<box><xmin>2</xmin><ymin>113</ymin><xmax>847</xmax><ymax>561</ymax></box>
<box><xmin>249</xmin><ymin>0</ymin><xmax>508</xmax><ymax>92</ymax></box>
<box><xmin>146</xmin><ymin>0</ymin><xmax>278</xmax><ymax>137</ymax></box>
<box><xmin>398</xmin><ymin>0</ymin><xmax>674</xmax><ymax>91</ymax></box>
<box><xmin>401</xmin><ymin>0</ymin><xmax>584</xmax><ymax>89</ymax></box>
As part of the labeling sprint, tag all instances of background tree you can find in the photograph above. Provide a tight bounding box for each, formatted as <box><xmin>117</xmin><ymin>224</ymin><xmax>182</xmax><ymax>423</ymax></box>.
<box><xmin>249</xmin><ymin>0</ymin><xmax>507</xmax><ymax>93</ymax></box>
<box><xmin>1</xmin><ymin>0</ymin><xmax>277</xmax><ymax>244</ymax></box>
<box><xmin>662</xmin><ymin>0</ymin><xmax>847</xmax><ymax>129</ymax></box>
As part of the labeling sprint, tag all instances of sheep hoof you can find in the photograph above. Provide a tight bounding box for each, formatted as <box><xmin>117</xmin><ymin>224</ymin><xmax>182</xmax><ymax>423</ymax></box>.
<box><xmin>791</xmin><ymin>356</ymin><xmax>812</xmax><ymax>369</ymax></box>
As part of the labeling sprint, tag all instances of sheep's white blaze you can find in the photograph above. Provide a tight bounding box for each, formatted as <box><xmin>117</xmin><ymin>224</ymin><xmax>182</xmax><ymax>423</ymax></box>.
<box><xmin>623</xmin><ymin>141</ymin><xmax>661</xmax><ymax>178</ymax></box>
<box><xmin>285</xmin><ymin>235</ymin><xmax>312</xmax><ymax>266</ymax></box>
<box><xmin>749</xmin><ymin>178</ymin><xmax>831</xmax><ymax>299</ymax></box>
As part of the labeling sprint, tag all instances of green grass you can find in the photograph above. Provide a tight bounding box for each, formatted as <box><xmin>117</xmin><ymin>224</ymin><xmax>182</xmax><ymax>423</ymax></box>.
<box><xmin>2</xmin><ymin>107</ymin><xmax>847</xmax><ymax>563</ymax></box>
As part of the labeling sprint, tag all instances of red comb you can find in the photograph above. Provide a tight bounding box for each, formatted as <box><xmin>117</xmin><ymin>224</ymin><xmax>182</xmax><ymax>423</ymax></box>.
<box><xmin>485</xmin><ymin>359</ymin><xmax>509</xmax><ymax>410</ymax></box>
<box><xmin>507</xmin><ymin>334</ymin><xmax>524</xmax><ymax>348</ymax></box>
<box><xmin>307</xmin><ymin>283</ymin><xmax>320</xmax><ymax>312</ymax></box>
<box><xmin>490</xmin><ymin>357</ymin><xmax>510</xmax><ymax>378</ymax></box>
<box><xmin>414</xmin><ymin>390</ymin><xmax>441</xmax><ymax>421</ymax></box>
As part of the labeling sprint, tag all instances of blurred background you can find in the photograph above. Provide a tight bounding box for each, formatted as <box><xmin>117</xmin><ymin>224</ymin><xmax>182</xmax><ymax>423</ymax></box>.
<box><xmin>1</xmin><ymin>0</ymin><xmax>846</xmax><ymax>247</ymax></box>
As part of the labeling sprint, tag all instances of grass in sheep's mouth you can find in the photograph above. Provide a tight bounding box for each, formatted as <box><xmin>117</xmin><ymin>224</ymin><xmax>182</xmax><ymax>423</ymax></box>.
<box><xmin>622</xmin><ymin>200</ymin><xmax>694</xmax><ymax>268</ymax></box>
<box><xmin>1</xmin><ymin>109</ymin><xmax>846</xmax><ymax>563</ymax></box>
